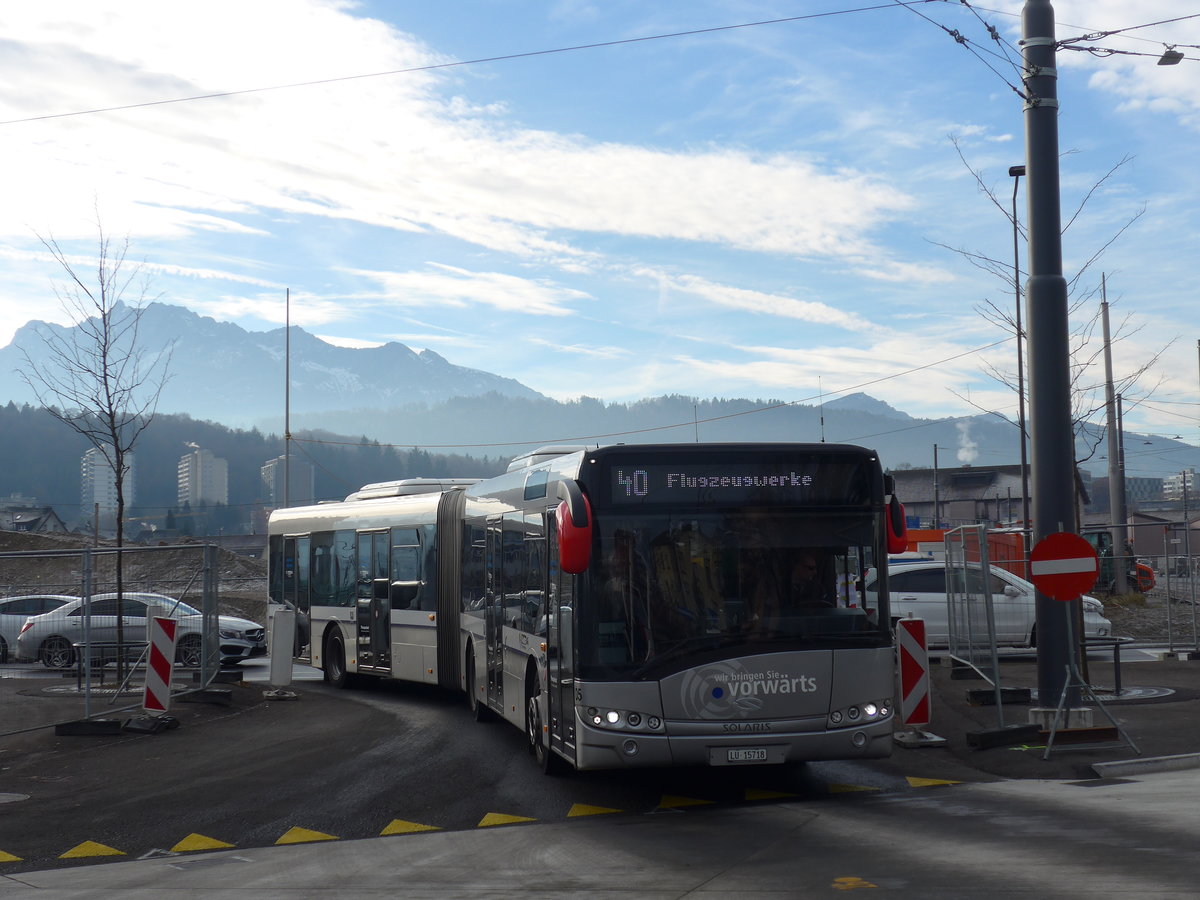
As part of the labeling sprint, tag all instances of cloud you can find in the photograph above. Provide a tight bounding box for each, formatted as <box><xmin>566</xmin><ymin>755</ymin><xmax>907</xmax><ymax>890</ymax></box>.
<box><xmin>642</xmin><ymin>271</ymin><xmax>876</xmax><ymax>330</ymax></box>
<box><xmin>527</xmin><ymin>336</ymin><xmax>632</xmax><ymax>359</ymax></box>
<box><xmin>1047</xmin><ymin>1</ymin><xmax>1200</xmax><ymax>130</ymax></box>
<box><xmin>0</xmin><ymin>2</ymin><xmax>922</xmax><ymax>271</ymax></box>
<box><xmin>351</xmin><ymin>263</ymin><xmax>590</xmax><ymax>316</ymax></box>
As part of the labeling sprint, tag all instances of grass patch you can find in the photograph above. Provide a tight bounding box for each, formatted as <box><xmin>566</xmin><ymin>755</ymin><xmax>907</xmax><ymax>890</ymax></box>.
<box><xmin>1107</xmin><ymin>593</ymin><xmax>1147</xmax><ymax>609</ymax></box>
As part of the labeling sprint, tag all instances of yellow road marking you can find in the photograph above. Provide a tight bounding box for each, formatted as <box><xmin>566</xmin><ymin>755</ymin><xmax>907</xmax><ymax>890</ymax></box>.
<box><xmin>828</xmin><ymin>784</ymin><xmax>880</xmax><ymax>793</ymax></box>
<box><xmin>275</xmin><ymin>827</ymin><xmax>338</xmax><ymax>845</ymax></box>
<box><xmin>905</xmin><ymin>776</ymin><xmax>961</xmax><ymax>788</ymax></box>
<box><xmin>0</xmin><ymin>851</ymin><xmax>22</xmax><ymax>863</ymax></box>
<box><xmin>567</xmin><ymin>803</ymin><xmax>621</xmax><ymax>817</ymax></box>
<box><xmin>59</xmin><ymin>841</ymin><xmax>125</xmax><ymax>859</ymax></box>
<box><xmin>833</xmin><ymin>875</ymin><xmax>878</xmax><ymax>890</ymax></box>
<box><xmin>381</xmin><ymin>820</ymin><xmax>441</xmax><ymax>835</ymax></box>
<box><xmin>172</xmin><ymin>833</ymin><xmax>235</xmax><ymax>852</ymax></box>
<box><xmin>478</xmin><ymin>813</ymin><xmax>536</xmax><ymax>828</ymax></box>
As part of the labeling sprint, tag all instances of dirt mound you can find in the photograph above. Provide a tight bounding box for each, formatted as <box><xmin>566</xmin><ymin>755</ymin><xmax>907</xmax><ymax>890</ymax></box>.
<box><xmin>0</xmin><ymin>529</ymin><xmax>268</xmax><ymax>622</ymax></box>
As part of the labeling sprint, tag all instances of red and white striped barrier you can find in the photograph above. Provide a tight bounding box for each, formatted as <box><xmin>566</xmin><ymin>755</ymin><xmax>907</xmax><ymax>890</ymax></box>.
<box><xmin>894</xmin><ymin>616</ymin><xmax>945</xmax><ymax>747</ymax></box>
<box><xmin>897</xmin><ymin>617</ymin><xmax>929</xmax><ymax>728</ymax></box>
<box><xmin>143</xmin><ymin>616</ymin><xmax>179</xmax><ymax>715</ymax></box>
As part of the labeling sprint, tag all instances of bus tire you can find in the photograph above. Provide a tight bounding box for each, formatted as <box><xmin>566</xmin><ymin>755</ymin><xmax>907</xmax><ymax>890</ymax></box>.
<box><xmin>526</xmin><ymin>675</ymin><xmax>561</xmax><ymax>774</ymax></box>
<box><xmin>324</xmin><ymin>630</ymin><xmax>350</xmax><ymax>689</ymax></box>
<box><xmin>466</xmin><ymin>652</ymin><xmax>489</xmax><ymax>722</ymax></box>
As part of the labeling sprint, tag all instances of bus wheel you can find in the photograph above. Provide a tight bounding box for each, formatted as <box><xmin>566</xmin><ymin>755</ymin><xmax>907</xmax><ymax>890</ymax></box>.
<box><xmin>324</xmin><ymin>631</ymin><xmax>349</xmax><ymax>689</ymax></box>
<box><xmin>526</xmin><ymin>683</ymin><xmax>560</xmax><ymax>774</ymax></box>
<box><xmin>466</xmin><ymin>653</ymin><xmax>489</xmax><ymax>722</ymax></box>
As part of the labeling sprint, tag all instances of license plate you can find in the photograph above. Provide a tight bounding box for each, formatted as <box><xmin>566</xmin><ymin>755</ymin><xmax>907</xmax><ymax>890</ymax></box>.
<box><xmin>727</xmin><ymin>748</ymin><xmax>768</xmax><ymax>763</ymax></box>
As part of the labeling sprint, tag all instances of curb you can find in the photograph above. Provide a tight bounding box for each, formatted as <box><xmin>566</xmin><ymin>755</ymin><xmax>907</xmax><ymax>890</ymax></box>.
<box><xmin>1092</xmin><ymin>752</ymin><xmax>1200</xmax><ymax>779</ymax></box>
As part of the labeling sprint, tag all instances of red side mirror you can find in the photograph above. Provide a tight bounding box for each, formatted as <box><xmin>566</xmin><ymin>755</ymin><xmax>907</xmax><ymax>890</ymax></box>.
<box><xmin>556</xmin><ymin>482</ymin><xmax>592</xmax><ymax>574</ymax></box>
<box><xmin>886</xmin><ymin>496</ymin><xmax>908</xmax><ymax>555</ymax></box>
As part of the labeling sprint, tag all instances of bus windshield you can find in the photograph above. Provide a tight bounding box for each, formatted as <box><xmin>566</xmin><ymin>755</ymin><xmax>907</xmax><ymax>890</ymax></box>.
<box><xmin>581</xmin><ymin>511</ymin><xmax>885</xmax><ymax>679</ymax></box>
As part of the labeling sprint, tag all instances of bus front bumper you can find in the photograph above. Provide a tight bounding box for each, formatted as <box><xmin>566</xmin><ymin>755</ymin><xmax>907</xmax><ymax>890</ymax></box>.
<box><xmin>573</xmin><ymin>716</ymin><xmax>894</xmax><ymax>771</ymax></box>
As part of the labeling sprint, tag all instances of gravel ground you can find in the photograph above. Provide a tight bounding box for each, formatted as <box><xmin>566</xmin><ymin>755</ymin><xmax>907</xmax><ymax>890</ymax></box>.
<box><xmin>1101</xmin><ymin>587</ymin><xmax>1200</xmax><ymax>645</ymax></box>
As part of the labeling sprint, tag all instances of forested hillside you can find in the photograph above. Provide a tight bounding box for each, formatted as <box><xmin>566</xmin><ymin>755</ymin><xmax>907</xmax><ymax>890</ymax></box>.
<box><xmin>0</xmin><ymin>403</ymin><xmax>506</xmax><ymax>529</ymax></box>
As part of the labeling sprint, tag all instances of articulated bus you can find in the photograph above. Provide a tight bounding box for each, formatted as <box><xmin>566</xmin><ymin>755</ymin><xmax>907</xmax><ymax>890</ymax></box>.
<box><xmin>267</xmin><ymin>443</ymin><xmax>907</xmax><ymax>772</ymax></box>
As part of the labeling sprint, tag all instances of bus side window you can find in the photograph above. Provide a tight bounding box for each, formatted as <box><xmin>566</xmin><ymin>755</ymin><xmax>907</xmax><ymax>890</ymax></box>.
<box><xmin>390</xmin><ymin>527</ymin><xmax>423</xmax><ymax>609</ymax></box>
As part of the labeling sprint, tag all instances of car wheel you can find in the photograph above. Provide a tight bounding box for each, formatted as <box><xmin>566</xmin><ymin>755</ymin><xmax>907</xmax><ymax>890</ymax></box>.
<box><xmin>176</xmin><ymin>634</ymin><xmax>202</xmax><ymax>668</ymax></box>
<box><xmin>324</xmin><ymin>630</ymin><xmax>349</xmax><ymax>689</ymax></box>
<box><xmin>40</xmin><ymin>636</ymin><xmax>76</xmax><ymax>669</ymax></box>
<box><xmin>0</xmin><ymin>635</ymin><xmax>7</xmax><ymax>665</ymax></box>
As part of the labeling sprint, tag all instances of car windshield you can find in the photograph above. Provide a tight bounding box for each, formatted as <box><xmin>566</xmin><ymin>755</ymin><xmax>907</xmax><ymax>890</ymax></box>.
<box><xmin>579</xmin><ymin>510</ymin><xmax>885</xmax><ymax>679</ymax></box>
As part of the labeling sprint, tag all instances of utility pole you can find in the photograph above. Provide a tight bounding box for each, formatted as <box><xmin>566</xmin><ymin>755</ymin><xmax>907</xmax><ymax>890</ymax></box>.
<box><xmin>1022</xmin><ymin>0</ymin><xmax>1079</xmax><ymax>708</ymax></box>
<box><xmin>284</xmin><ymin>287</ymin><xmax>291</xmax><ymax>509</ymax></box>
<box><xmin>1101</xmin><ymin>280</ymin><xmax>1129</xmax><ymax>593</ymax></box>
<box><xmin>933</xmin><ymin>444</ymin><xmax>940</xmax><ymax>528</ymax></box>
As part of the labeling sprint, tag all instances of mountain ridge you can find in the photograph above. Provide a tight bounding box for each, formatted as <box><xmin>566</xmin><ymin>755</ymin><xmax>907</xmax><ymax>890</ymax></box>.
<box><xmin>0</xmin><ymin>301</ymin><xmax>543</xmax><ymax>424</ymax></box>
<box><xmin>1</xmin><ymin>302</ymin><xmax>1196</xmax><ymax>479</ymax></box>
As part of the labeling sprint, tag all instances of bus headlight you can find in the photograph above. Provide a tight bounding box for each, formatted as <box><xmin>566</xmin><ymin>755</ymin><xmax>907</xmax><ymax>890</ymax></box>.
<box><xmin>827</xmin><ymin>698</ymin><xmax>892</xmax><ymax>729</ymax></box>
<box><xmin>580</xmin><ymin>706</ymin><xmax>664</xmax><ymax>733</ymax></box>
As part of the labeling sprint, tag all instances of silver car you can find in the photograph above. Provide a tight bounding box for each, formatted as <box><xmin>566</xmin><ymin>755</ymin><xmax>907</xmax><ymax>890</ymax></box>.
<box><xmin>16</xmin><ymin>592</ymin><xmax>266</xmax><ymax>668</ymax></box>
<box><xmin>0</xmin><ymin>595</ymin><xmax>75</xmax><ymax>664</ymax></box>
<box><xmin>865</xmin><ymin>560</ymin><xmax>1112</xmax><ymax>648</ymax></box>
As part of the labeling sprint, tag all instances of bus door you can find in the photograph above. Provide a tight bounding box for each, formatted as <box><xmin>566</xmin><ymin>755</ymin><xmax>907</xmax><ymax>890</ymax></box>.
<box><xmin>357</xmin><ymin>531</ymin><xmax>391</xmax><ymax>671</ymax></box>
<box><xmin>485</xmin><ymin>518</ymin><xmax>504</xmax><ymax>711</ymax></box>
<box><xmin>282</xmin><ymin>536</ymin><xmax>311</xmax><ymax>659</ymax></box>
<box><xmin>547</xmin><ymin>515</ymin><xmax>576</xmax><ymax>760</ymax></box>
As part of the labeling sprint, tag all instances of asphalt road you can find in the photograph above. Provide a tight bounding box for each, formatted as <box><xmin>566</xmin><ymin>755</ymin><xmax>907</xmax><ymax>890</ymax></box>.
<box><xmin>6</xmin><ymin>657</ymin><xmax>1200</xmax><ymax>897</ymax></box>
<box><xmin>0</xmin><ymin>658</ymin><xmax>955</xmax><ymax>875</ymax></box>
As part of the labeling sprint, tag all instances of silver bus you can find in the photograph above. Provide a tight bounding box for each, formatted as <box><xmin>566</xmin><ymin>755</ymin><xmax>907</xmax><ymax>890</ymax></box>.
<box><xmin>268</xmin><ymin>443</ymin><xmax>905</xmax><ymax>772</ymax></box>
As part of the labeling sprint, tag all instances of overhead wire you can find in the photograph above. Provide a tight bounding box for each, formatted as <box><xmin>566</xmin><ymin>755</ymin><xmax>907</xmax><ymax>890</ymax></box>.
<box><xmin>0</xmin><ymin>1</ymin><xmax>944</xmax><ymax>127</ymax></box>
<box><xmin>892</xmin><ymin>0</ymin><xmax>1029</xmax><ymax>99</ymax></box>
<box><xmin>6</xmin><ymin>2</ymin><xmax>1190</xmax><ymax>460</ymax></box>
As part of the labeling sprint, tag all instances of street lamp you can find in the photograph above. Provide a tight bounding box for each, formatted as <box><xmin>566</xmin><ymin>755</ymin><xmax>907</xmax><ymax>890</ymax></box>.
<box><xmin>1009</xmin><ymin>165</ymin><xmax>1031</xmax><ymax>541</ymax></box>
<box><xmin>1158</xmin><ymin>46</ymin><xmax>1184</xmax><ymax>65</ymax></box>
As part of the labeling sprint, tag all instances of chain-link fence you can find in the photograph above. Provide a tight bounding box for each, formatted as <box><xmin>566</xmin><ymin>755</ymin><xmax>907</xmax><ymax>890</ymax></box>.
<box><xmin>0</xmin><ymin>544</ymin><xmax>266</xmax><ymax>731</ymax></box>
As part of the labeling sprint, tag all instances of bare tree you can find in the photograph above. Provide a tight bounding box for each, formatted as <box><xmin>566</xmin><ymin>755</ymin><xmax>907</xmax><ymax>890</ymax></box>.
<box><xmin>19</xmin><ymin>222</ymin><xmax>172</xmax><ymax>672</ymax></box>
<box><xmin>936</xmin><ymin>140</ymin><xmax>1171</xmax><ymax>516</ymax></box>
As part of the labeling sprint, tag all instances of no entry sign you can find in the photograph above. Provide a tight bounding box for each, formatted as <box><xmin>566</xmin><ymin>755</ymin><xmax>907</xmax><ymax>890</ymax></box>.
<box><xmin>1029</xmin><ymin>532</ymin><xmax>1099</xmax><ymax>601</ymax></box>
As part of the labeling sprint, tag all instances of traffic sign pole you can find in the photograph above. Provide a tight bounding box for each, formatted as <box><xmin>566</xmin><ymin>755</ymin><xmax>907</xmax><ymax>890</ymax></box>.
<box><xmin>1028</xmin><ymin>532</ymin><xmax>1099</xmax><ymax>724</ymax></box>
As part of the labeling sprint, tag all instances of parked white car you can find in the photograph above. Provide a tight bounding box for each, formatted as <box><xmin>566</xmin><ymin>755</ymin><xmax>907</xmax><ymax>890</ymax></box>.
<box><xmin>0</xmin><ymin>595</ymin><xmax>75</xmax><ymax>664</ymax></box>
<box><xmin>864</xmin><ymin>560</ymin><xmax>1112</xmax><ymax>648</ymax></box>
<box><xmin>16</xmin><ymin>592</ymin><xmax>266</xmax><ymax>668</ymax></box>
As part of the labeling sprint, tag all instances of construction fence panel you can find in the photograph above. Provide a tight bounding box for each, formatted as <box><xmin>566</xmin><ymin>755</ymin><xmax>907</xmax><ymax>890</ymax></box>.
<box><xmin>0</xmin><ymin>544</ymin><xmax>224</xmax><ymax>731</ymax></box>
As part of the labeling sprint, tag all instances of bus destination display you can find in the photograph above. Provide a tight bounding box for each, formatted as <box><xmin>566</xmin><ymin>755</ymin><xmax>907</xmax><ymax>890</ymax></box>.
<box><xmin>607</xmin><ymin>459</ymin><xmax>868</xmax><ymax>506</ymax></box>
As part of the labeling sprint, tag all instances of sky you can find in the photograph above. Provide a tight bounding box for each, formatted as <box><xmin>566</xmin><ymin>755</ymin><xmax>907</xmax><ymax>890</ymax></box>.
<box><xmin>1</xmin><ymin>1</ymin><xmax>1199</xmax><ymax>467</ymax></box>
